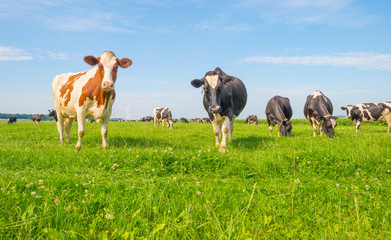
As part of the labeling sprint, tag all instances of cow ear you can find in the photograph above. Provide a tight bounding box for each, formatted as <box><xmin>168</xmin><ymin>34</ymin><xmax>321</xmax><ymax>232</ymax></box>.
<box><xmin>223</xmin><ymin>77</ymin><xmax>234</xmax><ymax>86</ymax></box>
<box><xmin>84</xmin><ymin>55</ymin><xmax>99</xmax><ymax>66</ymax></box>
<box><xmin>191</xmin><ymin>79</ymin><xmax>204</xmax><ymax>88</ymax></box>
<box><xmin>119</xmin><ymin>58</ymin><xmax>132</xmax><ymax>68</ymax></box>
<box><xmin>341</xmin><ymin>107</ymin><xmax>347</xmax><ymax>110</ymax></box>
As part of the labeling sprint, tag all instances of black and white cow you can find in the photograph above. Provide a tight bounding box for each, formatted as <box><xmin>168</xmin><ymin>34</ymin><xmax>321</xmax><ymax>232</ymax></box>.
<box><xmin>140</xmin><ymin>116</ymin><xmax>154</xmax><ymax>123</ymax></box>
<box><xmin>32</xmin><ymin>114</ymin><xmax>42</xmax><ymax>125</ymax></box>
<box><xmin>202</xmin><ymin>118</ymin><xmax>211</xmax><ymax>124</ymax></box>
<box><xmin>304</xmin><ymin>90</ymin><xmax>337</xmax><ymax>138</ymax></box>
<box><xmin>265</xmin><ymin>96</ymin><xmax>293</xmax><ymax>137</ymax></box>
<box><xmin>48</xmin><ymin>109</ymin><xmax>57</xmax><ymax>122</ymax></box>
<box><xmin>8</xmin><ymin>116</ymin><xmax>17</xmax><ymax>124</ymax></box>
<box><xmin>153</xmin><ymin>108</ymin><xmax>173</xmax><ymax>128</ymax></box>
<box><xmin>180</xmin><ymin>117</ymin><xmax>189</xmax><ymax>123</ymax></box>
<box><xmin>244</xmin><ymin>115</ymin><xmax>260</xmax><ymax>125</ymax></box>
<box><xmin>191</xmin><ymin>67</ymin><xmax>247</xmax><ymax>153</ymax></box>
<box><xmin>341</xmin><ymin>102</ymin><xmax>391</xmax><ymax>132</ymax></box>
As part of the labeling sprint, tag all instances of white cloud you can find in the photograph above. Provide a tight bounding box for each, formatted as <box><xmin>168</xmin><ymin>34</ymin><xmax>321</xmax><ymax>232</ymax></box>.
<box><xmin>243</xmin><ymin>52</ymin><xmax>391</xmax><ymax>71</ymax></box>
<box><xmin>0</xmin><ymin>46</ymin><xmax>32</xmax><ymax>61</ymax></box>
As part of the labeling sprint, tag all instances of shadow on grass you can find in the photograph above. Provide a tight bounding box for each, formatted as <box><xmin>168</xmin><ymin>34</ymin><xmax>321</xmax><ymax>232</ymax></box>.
<box><xmin>231</xmin><ymin>135</ymin><xmax>274</xmax><ymax>150</ymax></box>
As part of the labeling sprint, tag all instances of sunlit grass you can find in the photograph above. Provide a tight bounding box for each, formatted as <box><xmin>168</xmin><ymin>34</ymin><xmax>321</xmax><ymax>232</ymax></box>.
<box><xmin>1</xmin><ymin>120</ymin><xmax>390</xmax><ymax>239</ymax></box>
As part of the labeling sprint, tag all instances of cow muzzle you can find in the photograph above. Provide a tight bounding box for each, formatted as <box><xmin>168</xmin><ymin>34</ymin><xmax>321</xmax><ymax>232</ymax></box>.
<box><xmin>102</xmin><ymin>81</ymin><xmax>114</xmax><ymax>91</ymax></box>
<box><xmin>210</xmin><ymin>105</ymin><xmax>220</xmax><ymax>114</ymax></box>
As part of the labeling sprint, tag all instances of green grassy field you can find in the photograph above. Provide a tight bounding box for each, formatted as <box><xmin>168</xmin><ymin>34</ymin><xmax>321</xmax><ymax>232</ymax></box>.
<box><xmin>1</xmin><ymin>119</ymin><xmax>391</xmax><ymax>239</ymax></box>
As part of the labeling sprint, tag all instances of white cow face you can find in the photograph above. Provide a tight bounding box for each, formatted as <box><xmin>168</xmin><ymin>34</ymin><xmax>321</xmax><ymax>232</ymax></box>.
<box><xmin>84</xmin><ymin>51</ymin><xmax>132</xmax><ymax>91</ymax></box>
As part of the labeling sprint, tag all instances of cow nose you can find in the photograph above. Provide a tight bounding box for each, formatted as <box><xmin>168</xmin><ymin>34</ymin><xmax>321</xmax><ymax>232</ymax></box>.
<box><xmin>210</xmin><ymin>106</ymin><xmax>220</xmax><ymax>113</ymax></box>
<box><xmin>102</xmin><ymin>82</ymin><xmax>113</xmax><ymax>90</ymax></box>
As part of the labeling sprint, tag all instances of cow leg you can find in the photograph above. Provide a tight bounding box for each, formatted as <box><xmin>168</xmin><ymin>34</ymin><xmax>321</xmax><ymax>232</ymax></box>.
<box><xmin>269</xmin><ymin>125</ymin><xmax>273</xmax><ymax>136</ymax></box>
<box><xmin>56</xmin><ymin>114</ymin><xmax>64</xmax><ymax>144</ymax></box>
<box><xmin>211</xmin><ymin>121</ymin><xmax>221</xmax><ymax>147</ymax></box>
<box><xmin>356</xmin><ymin>121</ymin><xmax>361</xmax><ymax>132</ymax></box>
<box><xmin>75</xmin><ymin>111</ymin><xmax>86</xmax><ymax>152</ymax></box>
<box><xmin>64</xmin><ymin>118</ymin><xmax>73</xmax><ymax>143</ymax></box>
<box><xmin>219</xmin><ymin>118</ymin><xmax>231</xmax><ymax>153</ymax></box>
<box><xmin>101</xmin><ymin>117</ymin><xmax>110</xmax><ymax>150</ymax></box>
<box><xmin>228</xmin><ymin>119</ymin><xmax>234</xmax><ymax>142</ymax></box>
<box><xmin>312</xmin><ymin>121</ymin><xmax>317</xmax><ymax>137</ymax></box>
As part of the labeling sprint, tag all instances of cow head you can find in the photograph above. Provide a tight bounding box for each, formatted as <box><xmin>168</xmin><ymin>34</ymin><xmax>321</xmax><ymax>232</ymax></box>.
<box><xmin>84</xmin><ymin>51</ymin><xmax>132</xmax><ymax>91</ymax></box>
<box><xmin>48</xmin><ymin>109</ymin><xmax>56</xmax><ymax>118</ymax></box>
<box><xmin>322</xmin><ymin>116</ymin><xmax>338</xmax><ymax>138</ymax></box>
<box><xmin>191</xmin><ymin>67</ymin><xmax>234</xmax><ymax>114</ymax></box>
<box><xmin>341</xmin><ymin>105</ymin><xmax>354</xmax><ymax>119</ymax></box>
<box><xmin>279</xmin><ymin>119</ymin><xmax>293</xmax><ymax>137</ymax></box>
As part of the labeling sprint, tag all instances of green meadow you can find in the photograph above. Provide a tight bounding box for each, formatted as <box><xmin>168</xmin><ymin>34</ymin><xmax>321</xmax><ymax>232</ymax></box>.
<box><xmin>1</xmin><ymin>119</ymin><xmax>390</xmax><ymax>239</ymax></box>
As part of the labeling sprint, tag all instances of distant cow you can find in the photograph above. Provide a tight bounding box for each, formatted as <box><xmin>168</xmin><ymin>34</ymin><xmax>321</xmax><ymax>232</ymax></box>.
<box><xmin>48</xmin><ymin>109</ymin><xmax>57</xmax><ymax>121</ymax></box>
<box><xmin>244</xmin><ymin>115</ymin><xmax>260</xmax><ymax>125</ymax></box>
<box><xmin>8</xmin><ymin>116</ymin><xmax>17</xmax><ymax>124</ymax></box>
<box><xmin>153</xmin><ymin>108</ymin><xmax>173</xmax><ymax>128</ymax></box>
<box><xmin>265</xmin><ymin>96</ymin><xmax>293</xmax><ymax>137</ymax></box>
<box><xmin>32</xmin><ymin>114</ymin><xmax>42</xmax><ymax>125</ymax></box>
<box><xmin>180</xmin><ymin>117</ymin><xmax>189</xmax><ymax>123</ymax></box>
<box><xmin>304</xmin><ymin>90</ymin><xmax>337</xmax><ymax>138</ymax></box>
<box><xmin>341</xmin><ymin>102</ymin><xmax>391</xmax><ymax>132</ymax></box>
<box><xmin>193</xmin><ymin>118</ymin><xmax>202</xmax><ymax>123</ymax></box>
<box><xmin>52</xmin><ymin>51</ymin><xmax>132</xmax><ymax>151</ymax></box>
<box><xmin>202</xmin><ymin>118</ymin><xmax>211</xmax><ymax>124</ymax></box>
<box><xmin>140</xmin><ymin>116</ymin><xmax>154</xmax><ymax>123</ymax></box>
<box><xmin>191</xmin><ymin>67</ymin><xmax>247</xmax><ymax>153</ymax></box>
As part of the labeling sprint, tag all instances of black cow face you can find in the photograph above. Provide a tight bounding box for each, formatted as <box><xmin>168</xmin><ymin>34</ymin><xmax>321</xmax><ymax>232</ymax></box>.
<box><xmin>280</xmin><ymin>120</ymin><xmax>292</xmax><ymax>137</ymax></box>
<box><xmin>322</xmin><ymin>117</ymin><xmax>337</xmax><ymax>138</ymax></box>
<box><xmin>191</xmin><ymin>68</ymin><xmax>234</xmax><ymax>114</ymax></box>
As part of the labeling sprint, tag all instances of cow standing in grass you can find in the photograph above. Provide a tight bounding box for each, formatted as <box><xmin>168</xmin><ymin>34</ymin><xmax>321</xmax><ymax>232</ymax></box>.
<box><xmin>48</xmin><ymin>109</ymin><xmax>57</xmax><ymax>121</ymax></box>
<box><xmin>153</xmin><ymin>108</ymin><xmax>174</xmax><ymax>128</ymax></box>
<box><xmin>304</xmin><ymin>90</ymin><xmax>337</xmax><ymax>138</ymax></box>
<box><xmin>244</xmin><ymin>115</ymin><xmax>260</xmax><ymax>125</ymax></box>
<box><xmin>32</xmin><ymin>114</ymin><xmax>42</xmax><ymax>125</ymax></box>
<box><xmin>265</xmin><ymin>96</ymin><xmax>293</xmax><ymax>137</ymax></box>
<box><xmin>8</xmin><ymin>116</ymin><xmax>17</xmax><ymax>124</ymax></box>
<box><xmin>341</xmin><ymin>102</ymin><xmax>391</xmax><ymax>132</ymax></box>
<box><xmin>52</xmin><ymin>51</ymin><xmax>132</xmax><ymax>151</ymax></box>
<box><xmin>191</xmin><ymin>67</ymin><xmax>247</xmax><ymax>153</ymax></box>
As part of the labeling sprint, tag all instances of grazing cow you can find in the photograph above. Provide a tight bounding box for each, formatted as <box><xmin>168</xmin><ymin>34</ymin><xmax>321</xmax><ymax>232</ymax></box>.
<box><xmin>193</xmin><ymin>118</ymin><xmax>202</xmax><ymax>123</ymax></box>
<box><xmin>202</xmin><ymin>118</ymin><xmax>211</xmax><ymax>124</ymax></box>
<box><xmin>153</xmin><ymin>108</ymin><xmax>173</xmax><ymax>128</ymax></box>
<box><xmin>48</xmin><ymin>109</ymin><xmax>57</xmax><ymax>121</ymax></box>
<box><xmin>244</xmin><ymin>115</ymin><xmax>260</xmax><ymax>125</ymax></box>
<box><xmin>140</xmin><ymin>116</ymin><xmax>154</xmax><ymax>123</ymax></box>
<box><xmin>341</xmin><ymin>102</ymin><xmax>391</xmax><ymax>132</ymax></box>
<box><xmin>8</xmin><ymin>116</ymin><xmax>17</xmax><ymax>124</ymax></box>
<box><xmin>52</xmin><ymin>51</ymin><xmax>132</xmax><ymax>151</ymax></box>
<box><xmin>32</xmin><ymin>114</ymin><xmax>42</xmax><ymax>125</ymax></box>
<box><xmin>265</xmin><ymin>96</ymin><xmax>293</xmax><ymax>137</ymax></box>
<box><xmin>191</xmin><ymin>67</ymin><xmax>247</xmax><ymax>153</ymax></box>
<box><xmin>180</xmin><ymin>117</ymin><xmax>189</xmax><ymax>123</ymax></box>
<box><xmin>304</xmin><ymin>90</ymin><xmax>337</xmax><ymax>138</ymax></box>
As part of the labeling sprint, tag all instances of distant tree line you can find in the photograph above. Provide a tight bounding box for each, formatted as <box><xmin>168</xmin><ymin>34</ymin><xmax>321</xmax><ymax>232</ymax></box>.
<box><xmin>0</xmin><ymin>113</ymin><xmax>54</xmax><ymax>121</ymax></box>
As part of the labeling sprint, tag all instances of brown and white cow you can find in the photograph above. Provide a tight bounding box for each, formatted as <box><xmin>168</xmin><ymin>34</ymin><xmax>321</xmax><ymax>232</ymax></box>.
<box><xmin>52</xmin><ymin>51</ymin><xmax>132</xmax><ymax>151</ymax></box>
<box><xmin>341</xmin><ymin>102</ymin><xmax>391</xmax><ymax>132</ymax></box>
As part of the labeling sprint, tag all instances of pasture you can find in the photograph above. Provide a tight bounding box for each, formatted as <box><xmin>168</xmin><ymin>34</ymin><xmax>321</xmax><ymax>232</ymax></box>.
<box><xmin>1</xmin><ymin>119</ymin><xmax>390</xmax><ymax>239</ymax></box>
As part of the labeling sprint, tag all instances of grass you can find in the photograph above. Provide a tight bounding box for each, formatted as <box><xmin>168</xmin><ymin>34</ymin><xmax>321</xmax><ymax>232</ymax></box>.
<box><xmin>0</xmin><ymin>119</ymin><xmax>391</xmax><ymax>239</ymax></box>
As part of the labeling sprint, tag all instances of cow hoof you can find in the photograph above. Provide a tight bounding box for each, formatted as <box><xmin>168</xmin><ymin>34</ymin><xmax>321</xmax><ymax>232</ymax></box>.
<box><xmin>59</xmin><ymin>140</ymin><xmax>64</xmax><ymax>144</ymax></box>
<box><xmin>75</xmin><ymin>146</ymin><xmax>81</xmax><ymax>152</ymax></box>
<box><xmin>218</xmin><ymin>146</ymin><xmax>226</xmax><ymax>153</ymax></box>
<box><xmin>102</xmin><ymin>145</ymin><xmax>107</xmax><ymax>150</ymax></box>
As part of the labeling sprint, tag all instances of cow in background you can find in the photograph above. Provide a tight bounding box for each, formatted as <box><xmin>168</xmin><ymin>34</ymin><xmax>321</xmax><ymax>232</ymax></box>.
<box><xmin>304</xmin><ymin>90</ymin><xmax>337</xmax><ymax>138</ymax></box>
<box><xmin>202</xmin><ymin>118</ymin><xmax>211</xmax><ymax>124</ymax></box>
<box><xmin>153</xmin><ymin>108</ymin><xmax>173</xmax><ymax>128</ymax></box>
<box><xmin>191</xmin><ymin>67</ymin><xmax>247</xmax><ymax>153</ymax></box>
<box><xmin>8</xmin><ymin>116</ymin><xmax>17</xmax><ymax>124</ymax></box>
<box><xmin>139</xmin><ymin>116</ymin><xmax>154</xmax><ymax>123</ymax></box>
<box><xmin>265</xmin><ymin>96</ymin><xmax>293</xmax><ymax>137</ymax></box>
<box><xmin>180</xmin><ymin>117</ymin><xmax>189</xmax><ymax>123</ymax></box>
<box><xmin>48</xmin><ymin>109</ymin><xmax>57</xmax><ymax>121</ymax></box>
<box><xmin>341</xmin><ymin>102</ymin><xmax>391</xmax><ymax>132</ymax></box>
<box><xmin>244</xmin><ymin>115</ymin><xmax>260</xmax><ymax>125</ymax></box>
<box><xmin>32</xmin><ymin>114</ymin><xmax>42</xmax><ymax>125</ymax></box>
<box><xmin>52</xmin><ymin>51</ymin><xmax>132</xmax><ymax>151</ymax></box>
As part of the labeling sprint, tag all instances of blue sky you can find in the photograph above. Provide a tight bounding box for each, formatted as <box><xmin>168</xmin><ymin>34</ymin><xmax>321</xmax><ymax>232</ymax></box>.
<box><xmin>1</xmin><ymin>0</ymin><xmax>390</xmax><ymax>119</ymax></box>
